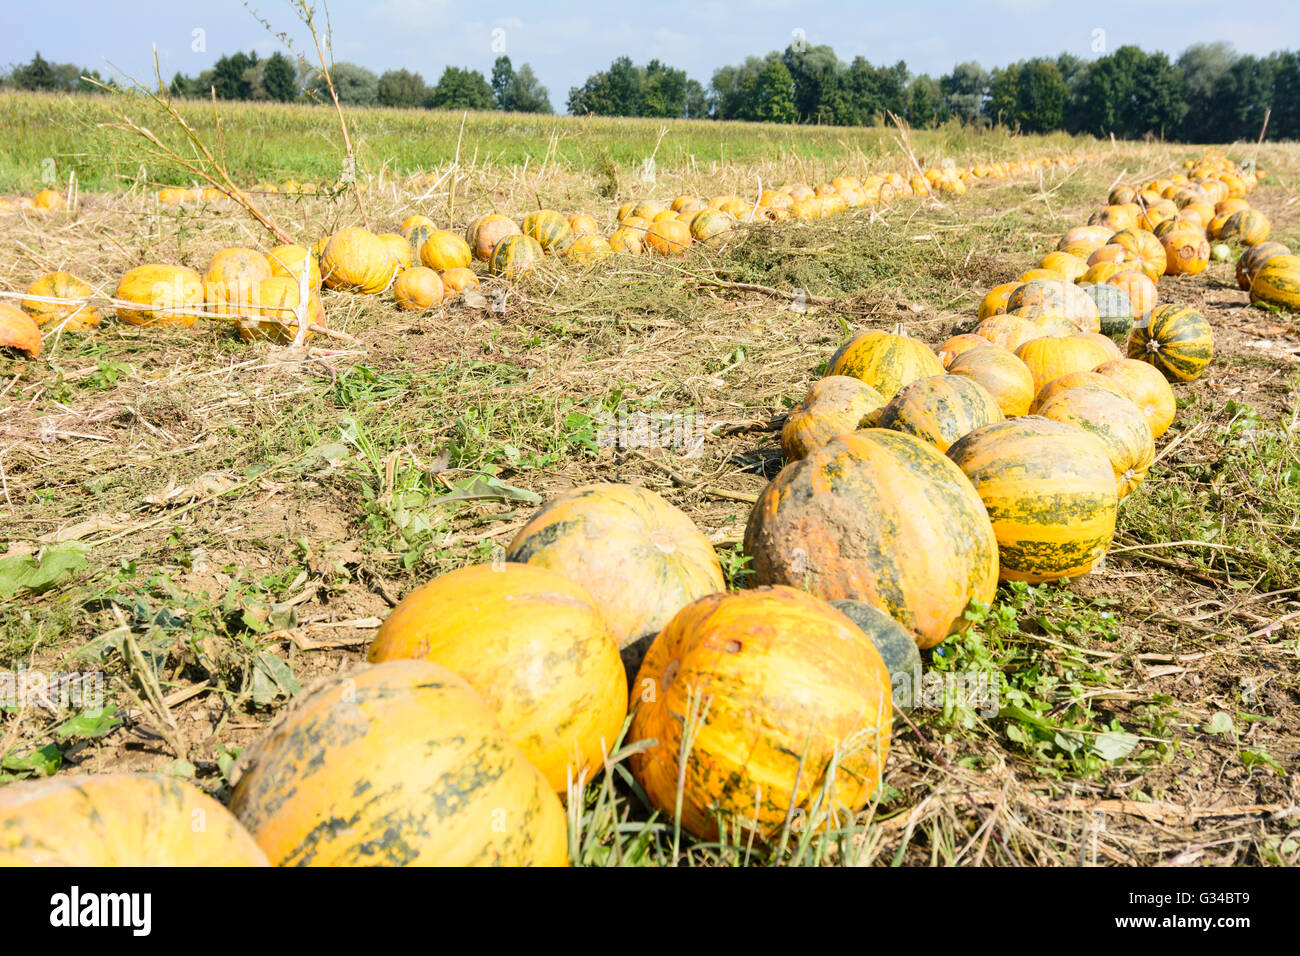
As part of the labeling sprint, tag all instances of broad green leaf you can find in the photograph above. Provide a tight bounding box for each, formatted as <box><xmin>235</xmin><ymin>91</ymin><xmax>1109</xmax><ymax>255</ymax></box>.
<box><xmin>1093</xmin><ymin>731</ymin><xmax>1139</xmax><ymax>761</ymax></box>
<box><xmin>0</xmin><ymin>542</ymin><xmax>90</xmax><ymax>599</ymax></box>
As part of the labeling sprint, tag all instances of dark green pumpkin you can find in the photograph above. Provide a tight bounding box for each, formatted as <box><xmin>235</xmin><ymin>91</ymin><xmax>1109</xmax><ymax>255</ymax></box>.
<box><xmin>831</xmin><ymin>600</ymin><xmax>921</xmax><ymax>710</ymax></box>
<box><xmin>1080</xmin><ymin>282</ymin><xmax>1135</xmax><ymax>338</ymax></box>
<box><xmin>1127</xmin><ymin>304</ymin><xmax>1213</xmax><ymax>382</ymax></box>
<box><xmin>404</xmin><ymin>225</ymin><xmax>433</xmax><ymax>264</ymax></box>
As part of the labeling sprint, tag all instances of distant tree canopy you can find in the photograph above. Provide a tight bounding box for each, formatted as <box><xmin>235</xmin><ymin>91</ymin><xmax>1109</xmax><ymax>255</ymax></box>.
<box><xmin>6</xmin><ymin>42</ymin><xmax>1299</xmax><ymax>140</ymax></box>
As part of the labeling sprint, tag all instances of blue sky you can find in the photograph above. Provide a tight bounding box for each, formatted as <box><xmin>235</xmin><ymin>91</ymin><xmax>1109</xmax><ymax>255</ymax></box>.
<box><xmin>4</xmin><ymin>0</ymin><xmax>1297</xmax><ymax>101</ymax></box>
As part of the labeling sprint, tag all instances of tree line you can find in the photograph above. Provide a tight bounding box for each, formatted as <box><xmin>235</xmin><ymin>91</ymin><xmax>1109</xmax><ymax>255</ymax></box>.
<box><xmin>3</xmin><ymin>41</ymin><xmax>1297</xmax><ymax>140</ymax></box>
<box><xmin>0</xmin><ymin>51</ymin><xmax>553</xmax><ymax>114</ymax></box>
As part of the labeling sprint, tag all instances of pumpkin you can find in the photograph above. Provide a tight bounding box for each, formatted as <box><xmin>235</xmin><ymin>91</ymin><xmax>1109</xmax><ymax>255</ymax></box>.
<box><xmin>240</xmin><ymin>276</ymin><xmax>325</xmax><ymax>343</ymax></box>
<box><xmin>1093</xmin><ymin>358</ymin><xmax>1177</xmax><ymax>439</ymax></box>
<box><xmin>1127</xmin><ymin>304</ymin><xmax>1213</xmax><ymax>382</ymax></box>
<box><xmin>938</xmin><ymin>333</ymin><xmax>992</xmax><ymax>368</ymax></box>
<box><xmin>1108</xmin><ymin>185</ymin><xmax>1137</xmax><ymax>205</ymax></box>
<box><xmin>946</xmin><ymin>345</ymin><xmax>1035</xmax><ymax>417</ymax></box>
<box><xmin>1080</xmin><ymin>261</ymin><xmax>1126</xmax><ymax>286</ymax></box>
<box><xmin>420</xmin><ymin>229</ymin><xmax>473</xmax><ymax>272</ymax></box>
<box><xmin>1220</xmin><ymin>210</ymin><xmax>1270</xmax><ymax>246</ymax></box>
<box><xmin>876</xmin><ymin>374</ymin><xmax>1004</xmax><ymax>453</ymax></box>
<box><xmin>0</xmin><ymin>774</ymin><xmax>269</xmax><ymax>866</ymax></box>
<box><xmin>470</xmin><ymin>214</ymin><xmax>523</xmax><ymax>260</ymax></box>
<box><xmin>22</xmin><ymin>271</ymin><xmax>101</xmax><ymax>331</ymax></box>
<box><xmin>631</xmin><ymin>201</ymin><xmax>667</xmax><ymax>221</ymax></box>
<box><xmin>404</xmin><ymin>224</ymin><xmax>433</xmax><ymax>262</ymax></box>
<box><xmin>1071</xmin><ymin>332</ymin><xmax>1123</xmax><ymax>361</ymax></box>
<box><xmin>972</xmin><ymin>315</ymin><xmax>1043</xmax><ymax>352</ymax></box>
<box><xmin>782</xmin><ymin>376</ymin><xmax>887</xmax><ymax>461</ymax></box>
<box><xmin>1103</xmin><ymin>270</ymin><xmax>1158</xmax><ymax>317</ymax></box>
<box><xmin>1016</xmin><ymin>268</ymin><xmax>1062</xmax><ymax>284</ymax></box>
<box><xmin>1037</xmin><ymin>387</ymin><xmax>1155</xmax><ymax>499</ymax></box>
<box><xmin>399</xmin><ymin>214</ymin><xmax>436</xmax><ymax>234</ymax></box>
<box><xmin>830</xmin><ymin>600</ymin><xmax>921</xmax><ymax>707</ymax></box>
<box><xmin>568</xmin><ymin>214</ymin><xmax>600</xmax><ymax>238</ymax></box>
<box><xmin>1014</xmin><ymin>336</ymin><xmax>1112</xmax><ymax>394</ymax></box>
<box><xmin>33</xmin><ymin>188</ymin><xmax>63</xmax><ymax>210</ymax></box>
<box><xmin>977</xmin><ymin>282</ymin><xmax>1021</xmax><ymax>320</ymax></box>
<box><xmin>521</xmin><ymin>210</ymin><xmax>573</xmax><ymax>254</ymax></box>
<box><xmin>157</xmin><ymin>186</ymin><xmax>188</xmax><ymax>205</ymax></box>
<box><xmin>0</xmin><ymin>304</ymin><xmax>43</xmax><ymax>358</ymax></box>
<box><xmin>231</xmin><ymin>660</ymin><xmax>567</xmax><ymax>866</ymax></box>
<box><xmin>1160</xmin><ymin>226</ymin><xmax>1211</xmax><ymax>276</ymax></box>
<box><xmin>266</xmin><ymin>244</ymin><xmax>322</xmax><ymax>291</ymax></box>
<box><xmin>1109</xmin><ymin>228</ymin><xmax>1167</xmax><ymax>277</ymax></box>
<box><xmin>1031</xmin><ymin>370</ymin><xmax>1127</xmax><ymax>413</ymax></box>
<box><xmin>628</xmin><ymin>586</ymin><xmax>893</xmax><ymax>840</ymax></box>
<box><xmin>369</xmin><ymin>563</ymin><xmax>626</xmax><ymax>791</ymax></box>
<box><xmin>320</xmin><ymin>227</ymin><xmax>397</xmax><ymax>294</ymax></box>
<box><xmin>743</xmin><ymin>429</ymin><xmax>998</xmax><ymax>649</ymax></box>
<box><xmin>393</xmin><ymin>266</ymin><xmax>444</xmax><ymax>310</ymax></box>
<box><xmin>608</xmin><ymin>227</ymin><xmax>645</xmax><ymax>255</ymax></box>
<box><xmin>507</xmin><ymin>484</ymin><xmax>725</xmax><ymax>674</ymax></box>
<box><xmin>826</xmin><ymin>328</ymin><xmax>944</xmax><ymax>401</ymax></box>
<box><xmin>203</xmin><ymin>247</ymin><xmax>273</xmax><ymax>314</ymax></box>
<box><xmin>1080</xmin><ymin>282</ymin><xmax>1135</xmax><ymax>338</ymax></box>
<box><xmin>116</xmin><ymin>264</ymin><xmax>203</xmax><ymax>327</ymax></box>
<box><xmin>439</xmin><ymin>266</ymin><xmax>480</xmax><ymax>295</ymax></box>
<box><xmin>377</xmin><ymin>232</ymin><xmax>412</xmax><ymax>271</ymax></box>
<box><xmin>946</xmin><ymin>418</ymin><xmax>1117</xmax><ymax>583</ymax></box>
<box><xmin>1057</xmin><ymin>225</ymin><xmax>1113</xmax><ymax>259</ymax></box>
<box><xmin>688</xmin><ymin>209</ymin><xmax>734</xmax><ymax>245</ymax></box>
<box><xmin>1038</xmin><ymin>251</ymin><xmax>1089</xmax><ymax>282</ymax></box>
<box><xmin>1007</xmin><ymin>279</ymin><xmax>1099</xmax><ymax>333</ymax></box>
<box><xmin>1249</xmin><ymin>254</ymin><xmax>1300</xmax><ymax>312</ymax></box>
<box><xmin>645</xmin><ymin>219</ymin><xmax>692</xmax><ymax>256</ymax></box>
<box><xmin>564</xmin><ymin>235</ymin><xmax>614</xmax><ymax>264</ymax></box>
<box><xmin>1236</xmin><ymin>241</ymin><xmax>1290</xmax><ymax>291</ymax></box>
<box><xmin>1215</xmin><ymin>197</ymin><xmax>1250</xmax><ymax>217</ymax></box>
<box><xmin>1087</xmin><ymin>243</ymin><xmax>1138</xmax><ymax>269</ymax></box>
<box><xmin>488</xmin><ymin>234</ymin><xmax>544</xmax><ymax>277</ymax></box>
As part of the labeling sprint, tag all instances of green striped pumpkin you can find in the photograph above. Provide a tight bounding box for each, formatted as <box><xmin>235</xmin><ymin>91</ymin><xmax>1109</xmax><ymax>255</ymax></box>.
<box><xmin>744</xmin><ymin>429</ymin><xmax>998</xmax><ymax>650</ymax></box>
<box><xmin>1248</xmin><ymin>254</ymin><xmax>1300</xmax><ymax>313</ymax></box>
<box><xmin>877</xmin><ymin>374</ymin><xmax>1004</xmax><ymax>453</ymax></box>
<box><xmin>1006</xmin><ymin>278</ymin><xmax>1100</xmax><ymax>333</ymax></box>
<box><xmin>488</xmin><ymin>234</ymin><xmax>544</xmax><ymax>277</ymax></box>
<box><xmin>1220</xmin><ymin>209</ymin><xmax>1270</xmax><ymax>246</ymax></box>
<box><xmin>521</xmin><ymin>210</ymin><xmax>573</xmax><ymax>254</ymax></box>
<box><xmin>1235</xmin><ymin>241</ymin><xmax>1290</xmax><ymax>291</ymax></box>
<box><xmin>1127</xmin><ymin>304</ymin><xmax>1214</xmax><ymax>382</ymax></box>
<box><xmin>946</xmin><ymin>417</ymin><xmax>1117</xmax><ymax>584</ymax></box>
<box><xmin>230</xmin><ymin>660</ymin><xmax>567</xmax><ymax>866</ymax></box>
<box><xmin>1079</xmin><ymin>282</ymin><xmax>1135</xmax><ymax>338</ymax></box>
<box><xmin>782</xmin><ymin>376</ymin><xmax>887</xmax><ymax>461</ymax></box>
<box><xmin>1036</xmin><ymin>386</ymin><xmax>1155</xmax><ymax>499</ymax></box>
<box><xmin>404</xmin><ymin>224</ymin><xmax>433</xmax><ymax>263</ymax></box>
<box><xmin>826</xmin><ymin>329</ymin><xmax>944</xmax><ymax>401</ymax></box>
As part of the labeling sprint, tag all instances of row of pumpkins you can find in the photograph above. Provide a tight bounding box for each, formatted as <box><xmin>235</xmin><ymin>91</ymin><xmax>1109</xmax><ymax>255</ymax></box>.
<box><xmin>0</xmin><ymin>150</ymin><xmax>1101</xmax><ymax>359</ymax></box>
<box><xmin>0</xmin><ymin>151</ymin><xmax>1248</xmax><ymax>866</ymax></box>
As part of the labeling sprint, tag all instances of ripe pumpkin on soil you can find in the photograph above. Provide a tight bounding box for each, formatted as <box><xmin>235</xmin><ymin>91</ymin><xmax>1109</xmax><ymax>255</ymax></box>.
<box><xmin>1037</xmin><ymin>386</ymin><xmax>1155</xmax><ymax>499</ymax></box>
<box><xmin>645</xmin><ymin>218</ymin><xmax>692</xmax><ymax>256</ymax></box>
<box><xmin>744</xmin><ymin>429</ymin><xmax>998</xmax><ymax>649</ymax></box>
<box><xmin>369</xmin><ymin>563</ymin><xmax>627</xmax><ymax>791</ymax></box>
<box><xmin>830</xmin><ymin>600</ymin><xmax>922</xmax><ymax>708</ymax></box>
<box><xmin>266</xmin><ymin>244</ymin><xmax>322</xmax><ymax>292</ymax></box>
<box><xmin>233</xmin><ymin>661</ymin><xmax>567</xmax><ymax>867</ymax></box>
<box><xmin>826</xmin><ymin>329</ymin><xmax>944</xmax><ymax>401</ymax></box>
<box><xmin>977</xmin><ymin>282</ymin><xmax>1021</xmax><ymax>320</ymax></box>
<box><xmin>782</xmin><ymin>375</ymin><xmax>887</xmax><ymax>460</ymax></box>
<box><xmin>972</xmin><ymin>315</ymin><xmax>1042</xmax><ymax>352</ymax></box>
<box><xmin>320</xmin><ymin>227</ymin><xmax>397</xmax><ymax>294</ymax></box>
<box><xmin>1249</xmin><ymin>254</ymin><xmax>1300</xmax><ymax>312</ymax></box>
<box><xmin>116</xmin><ymin>264</ymin><xmax>203</xmax><ymax>327</ymax></box>
<box><xmin>947</xmin><ymin>417</ymin><xmax>1117</xmax><ymax>583</ymax></box>
<box><xmin>629</xmin><ymin>586</ymin><xmax>893</xmax><ymax>840</ymax></box>
<box><xmin>1093</xmin><ymin>358</ymin><xmax>1177</xmax><ymax>439</ymax></box>
<box><xmin>1160</xmin><ymin>226</ymin><xmax>1211</xmax><ymax>276</ymax></box>
<box><xmin>470</xmin><ymin>214</ymin><xmax>523</xmax><ymax>260</ymax></box>
<box><xmin>488</xmin><ymin>234</ymin><xmax>544</xmax><ymax>277</ymax></box>
<box><xmin>393</xmin><ymin>266</ymin><xmax>444</xmax><ymax>310</ymax></box>
<box><xmin>0</xmin><ymin>303</ymin><xmax>43</xmax><ymax>358</ymax></box>
<box><xmin>0</xmin><ymin>774</ymin><xmax>269</xmax><ymax>866</ymax></box>
<box><xmin>240</xmin><ymin>276</ymin><xmax>326</xmax><ymax>343</ymax></box>
<box><xmin>439</xmin><ymin>266</ymin><xmax>480</xmax><ymax>295</ymax></box>
<box><xmin>507</xmin><ymin>484</ymin><xmax>725</xmax><ymax>674</ymax></box>
<box><xmin>420</xmin><ymin>229</ymin><xmax>473</xmax><ymax>272</ymax></box>
<box><xmin>876</xmin><ymin>374</ymin><xmax>1004</xmax><ymax>453</ymax></box>
<box><xmin>1014</xmin><ymin>336</ymin><xmax>1113</xmax><ymax>394</ymax></box>
<box><xmin>564</xmin><ymin>235</ymin><xmax>615</xmax><ymax>264</ymax></box>
<box><xmin>608</xmin><ymin>227</ymin><xmax>646</xmax><ymax>255</ymax></box>
<box><xmin>938</xmin><ymin>333</ymin><xmax>992</xmax><ymax>368</ymax></box>
<box><xmin>1007</xmin><ymin>278</ymin><xmax>1100</xmax><ymax>333</ymax></box>
<box><xmin>1236</xmin><ymin>241</ymin><xmax>1290</xmax><ymax>292</ymax></box>
<box><xmin>946</xmin><ymin>345</ymin><xmax>1035</xmax><ymax>417</ymax></box>
<box><xmin>521</xmin><ymin>210</ymin><xmax>574</xmax><ymax>254</ymax></box>
<box><xmin>1031</xmin><ymin>370</ymin><xmax>1127</xmax><ymax>414</ymax></box>
<box><xmin>22</xmin><ymin>271</ymin><xmax>101</xmax><ymax>331</ymax></box>
<box><xmin>1127</xmin><ymin>304</ymin><xmax>1214</xmax><ymax>382</ymax></box>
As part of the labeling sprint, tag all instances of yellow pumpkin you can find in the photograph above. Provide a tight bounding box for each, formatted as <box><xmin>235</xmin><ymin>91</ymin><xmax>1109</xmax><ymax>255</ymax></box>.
<box><xmin>22</xmin><ymin>271</ymin><xmax>102</xmax><ymax>331</ymax></box>
<box><xmin>116</xmin><ymin>264</ymin><xmax>203</xmax><ymax>327</ymax></box>
<box><xmin>393</xmin><ymin>266</ymin><xmax>444</xmax><ymax>310</ymax></box>
<box><xmin>240</xmin><ymin>276</ymin><xmax>326</xmax><ymax>343</ymax></box>
<box><xmin>320</xmin><ymin>227</ymin><xmax>397</xmax><ymax>294</ymax></box>
<box><xmin>266</xmin><ymin>244</ymin><xmax>322</xmax><ymax>292</ymax></box>
<box><xmin>369</xmin><ymin>563</ymin><xmax>627</xmax><ymax>791</ymax></box>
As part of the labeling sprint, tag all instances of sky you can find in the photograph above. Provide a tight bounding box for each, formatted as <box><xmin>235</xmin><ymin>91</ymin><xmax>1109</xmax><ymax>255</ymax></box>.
<box><xmin>3</xmin><ymin>0</ymin><xmax>1297</xmax><ymax>102</ymax></box>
